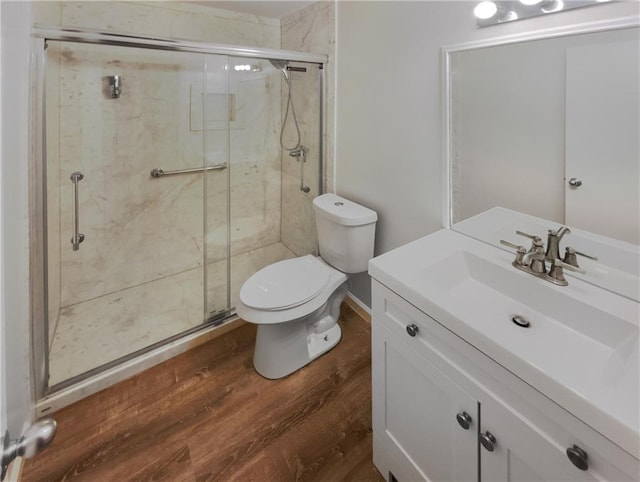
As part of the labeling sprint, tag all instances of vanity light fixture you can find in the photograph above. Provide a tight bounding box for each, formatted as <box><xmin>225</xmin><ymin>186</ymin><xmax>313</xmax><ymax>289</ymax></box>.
<box><xmin>474</xmin><ymin>0</ymin><xmax>612</xmax><ymax>28</ymax></box>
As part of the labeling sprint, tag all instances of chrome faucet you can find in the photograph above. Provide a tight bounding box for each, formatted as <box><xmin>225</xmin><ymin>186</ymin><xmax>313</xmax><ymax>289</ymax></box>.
<box><xmin>545</xmin><ymin>225</ymin><xmax>571</xmax><ymax>261</ymax></box>
<box><xmin>500</xmin><ymin>228</ymin><xmax>585</xmax><ymax>286</ymax></box>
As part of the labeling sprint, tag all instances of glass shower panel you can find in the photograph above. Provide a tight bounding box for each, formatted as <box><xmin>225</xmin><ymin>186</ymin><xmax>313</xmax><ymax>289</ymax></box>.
<box><xmin>210</xmin><ymin>58</ymin><xmax>323</xmax><ymax>312</ymax></box>
<box><xmin>279</xmin><ymin>62</ymin><xmax>322</xmax><ymax>256</ymax></box>
<box><xmin>45</xmin><ymin>41</ymin><xmax>228</xmax><ymax>388</ymax></box>
<box><xmin>203</xmin><ymin>54</ymin><xmax>231</xmax><ymax>318</ymax></box>
<box><xmin>204</xmin><ymin>55</ymin><xmax>283</xmax><ymax>313</ymax></box>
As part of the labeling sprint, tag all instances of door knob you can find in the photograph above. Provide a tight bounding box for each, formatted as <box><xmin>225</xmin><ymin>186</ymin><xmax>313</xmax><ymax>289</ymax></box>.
<box><xmin>406</xmin><ymin>324</ymin><xmax>419</xmax><ymax>337</ymax></box>
<box><xmin>566</xmin><ymin>445</ymin><xmax>589</xmax><ymax>471</ymax></box>
<box><xmin>456</xmin><ymin>411</ymin><xmax>472</xmax><ymax>430</ymax></box>
<box><xmin>2</xmin><ymin>419</ymin><xmax>57</xmax><ymax>479</ymax></box>
<box><xmin>568</xmin><ymin>177</ymin><xmax>582</xmax><ymax>187</ymax></box>
<box><xmin>480</xmin><ymin>431</ymin><xmax>497</xmax><ymax>452</ymax></box>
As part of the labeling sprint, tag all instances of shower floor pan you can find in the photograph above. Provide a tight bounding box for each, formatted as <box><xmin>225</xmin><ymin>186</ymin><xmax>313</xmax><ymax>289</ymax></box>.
<box><xmin>48</xmin><ymin>242</ymin><xmax>296</xmax><ymax>387</ymax></box>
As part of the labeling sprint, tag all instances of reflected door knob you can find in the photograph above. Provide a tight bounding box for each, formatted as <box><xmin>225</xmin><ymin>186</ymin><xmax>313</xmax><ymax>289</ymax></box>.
<box><xmin>406</xmin><ymin>324</ymin><xmax>419</xmax><ymax>337</ymax></box>
<box><xmin>568</xmin><ymin>177</ymin><xmax>582</xmax><ymax>188</ymax></box>
<box><xmin>566</xmin><ymin>445</ymin><xmax>589</xmax><ymax>471</ymax></box>
<box><xmin>456</xmin><ymin>411</ymin><xmax>472</xmax><ymax>430</ymax></box>
<box><xmin>480</xmin><ymin>431</ymin><xmax>497</xmax><ymax>452</ymax></box>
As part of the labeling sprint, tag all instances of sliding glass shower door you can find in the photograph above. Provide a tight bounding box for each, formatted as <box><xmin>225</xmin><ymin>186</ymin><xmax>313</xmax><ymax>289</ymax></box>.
<box><xmin>45</xmin><ymin>41</ymin><xmax>230</xmax><ymax>388</ymax></box>
<box><xmin>40</xmin><ymin>34</ymin><xmax>325</xmax><ymax>394</ymax></box>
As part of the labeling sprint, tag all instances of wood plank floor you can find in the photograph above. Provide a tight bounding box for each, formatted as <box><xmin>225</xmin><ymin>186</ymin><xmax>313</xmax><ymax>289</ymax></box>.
<box><xmin>22</xmin><ymin>304</ymin><xmax>385</xmax><ymax>482</ymax></box>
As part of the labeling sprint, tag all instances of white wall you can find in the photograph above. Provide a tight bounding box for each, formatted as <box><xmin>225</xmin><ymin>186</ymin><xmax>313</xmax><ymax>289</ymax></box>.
<box><xmin>1</xmin><ymin>0</ymin><xmax>35</xmax><ymax>434</ymax></box>
<box><xmin>335</xmin><ymin>0</ymin><xmax>640</xmax><ymax>306</ymax></box>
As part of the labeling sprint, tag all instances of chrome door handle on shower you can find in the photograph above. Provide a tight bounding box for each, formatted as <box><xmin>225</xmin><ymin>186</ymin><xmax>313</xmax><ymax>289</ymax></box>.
<box><xmin>70</xmin><ymin>171</ymin><xmax>85</xmax><ymax>251</ymax></box>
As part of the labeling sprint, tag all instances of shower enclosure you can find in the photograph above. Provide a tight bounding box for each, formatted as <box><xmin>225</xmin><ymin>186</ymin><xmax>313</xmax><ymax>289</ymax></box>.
<box><xmin>33</xmin><ymin>27</ymin><xmax>326</xmax><ymax>397</ymax></box>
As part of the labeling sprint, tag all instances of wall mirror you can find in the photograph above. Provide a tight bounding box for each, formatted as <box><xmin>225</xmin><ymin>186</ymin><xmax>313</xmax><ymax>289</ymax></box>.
<box><xmin>444</xmin><ymin>19</ymin><xmax>640</xmax><ymax>301</ymax></box>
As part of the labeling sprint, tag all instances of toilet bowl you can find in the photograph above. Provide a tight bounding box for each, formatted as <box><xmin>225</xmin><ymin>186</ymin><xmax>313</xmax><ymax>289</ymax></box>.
<box><xmin>237</xmin><ymin>193</ymin><xmax>377</xmax><ymax>379</ymax></box>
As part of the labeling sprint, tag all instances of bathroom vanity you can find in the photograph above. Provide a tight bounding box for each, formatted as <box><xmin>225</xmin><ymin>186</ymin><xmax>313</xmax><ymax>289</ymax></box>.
<box><xmin>369</xmin><ymin>229</ymin><xmax>639</xmax><ymax>482</ymax></box>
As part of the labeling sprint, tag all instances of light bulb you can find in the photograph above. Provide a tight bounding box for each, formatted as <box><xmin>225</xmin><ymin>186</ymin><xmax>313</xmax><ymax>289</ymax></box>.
<box><xmin>542</xmin><ymin>0</ymin><xmax>564</xmax><ymax>12</ymax></box>
<box><xmin>474</xmin><ymin>1</ymin><xmax>498</xmax><ymax>19</ymax></box>
<box><xmin>501</xmin><ymin>10</ymin><xmax>519</xmax><ymax>21</ymax></box>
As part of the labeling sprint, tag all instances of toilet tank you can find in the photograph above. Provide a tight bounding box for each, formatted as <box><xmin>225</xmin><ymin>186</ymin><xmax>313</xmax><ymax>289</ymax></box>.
<box><xmin>313</xmin><ymin>193</ymin><xmax>377</xmax><ymax>273</ymax></box>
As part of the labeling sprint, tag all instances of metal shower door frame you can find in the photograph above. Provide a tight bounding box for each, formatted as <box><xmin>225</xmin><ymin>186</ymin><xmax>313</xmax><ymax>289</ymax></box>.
<box><xmin>30</xmin><ymin>27</ymin><xmax>327</xmax><ymax>402</ymax></box>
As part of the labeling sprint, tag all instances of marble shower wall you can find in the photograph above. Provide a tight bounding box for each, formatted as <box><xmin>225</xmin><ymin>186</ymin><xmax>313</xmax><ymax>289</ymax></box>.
<box><xmin>56</xmin><ymin>1</ymin><xmax>281</xmax><ymax>48</ymax></box>
<box><xmin>42</xmin><ymin>1</ymin><xmax>283</xmax><ymax>312</ymax></box>
<box><xmin>281</xmin><ymin>2</ymin><xmax>336</xmax><ymax>256</ymax></box>
<box><xmin>55</xmin><ymin>43</ymin><xmax>208</xmax><ymax>307</ymax></box>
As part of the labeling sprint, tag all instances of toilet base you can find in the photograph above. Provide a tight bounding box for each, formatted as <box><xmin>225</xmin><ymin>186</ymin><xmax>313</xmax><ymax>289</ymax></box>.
<box><xmin>252</xmin><ymin>282</ymin><xmax>348</xmax><ymax>379</ymax></box>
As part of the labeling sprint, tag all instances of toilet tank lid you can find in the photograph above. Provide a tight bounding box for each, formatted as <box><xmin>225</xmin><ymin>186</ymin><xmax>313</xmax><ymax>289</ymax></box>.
<box><xmin>313</xmin><ymin>193</ymin><xmax>377</xmax><ymax>226</ymax></box>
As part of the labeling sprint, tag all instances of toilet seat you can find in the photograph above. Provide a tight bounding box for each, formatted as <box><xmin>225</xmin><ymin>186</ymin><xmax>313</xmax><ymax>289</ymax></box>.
<box><xmin>240</xmin><ymin>255</ymin><xmax>332</xmax><ymax>311</ymax></box>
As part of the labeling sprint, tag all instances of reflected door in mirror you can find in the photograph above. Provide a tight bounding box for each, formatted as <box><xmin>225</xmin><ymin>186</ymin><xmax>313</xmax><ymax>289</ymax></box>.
<box><xmin>565</xmin><ymin>40</ymin><xmax>639</xmax><ymax>245</ymax></box>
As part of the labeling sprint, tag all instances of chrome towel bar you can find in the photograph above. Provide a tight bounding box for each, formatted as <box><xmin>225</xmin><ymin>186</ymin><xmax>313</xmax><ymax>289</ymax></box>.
<box><xmin>150</xmin><ymin>163</ymin><xmax>227</xmax><ymax>178</ymax></box>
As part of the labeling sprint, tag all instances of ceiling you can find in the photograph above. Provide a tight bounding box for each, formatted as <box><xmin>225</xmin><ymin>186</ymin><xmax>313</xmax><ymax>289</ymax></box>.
<box><xmin>188</xmin><ymin>1</ymin><xmax>317</xmax><ymax>19</ymax></box>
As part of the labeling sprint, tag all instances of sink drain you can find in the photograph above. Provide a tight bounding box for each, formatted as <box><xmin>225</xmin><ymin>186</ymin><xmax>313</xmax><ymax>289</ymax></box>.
<box><xmin>511</xmin><ymin>315</ymin><xmax>531</xmax><ymax>328</ymax></box>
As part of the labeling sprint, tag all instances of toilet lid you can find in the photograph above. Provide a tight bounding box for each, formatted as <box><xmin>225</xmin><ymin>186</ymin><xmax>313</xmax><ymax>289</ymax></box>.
<box><xmin>240</xmin><ymin>255</ymin><xmax>332</xmax><ymax>311</ymax></box>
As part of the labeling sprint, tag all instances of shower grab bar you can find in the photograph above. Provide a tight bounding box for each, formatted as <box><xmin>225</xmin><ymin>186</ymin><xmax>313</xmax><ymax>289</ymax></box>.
<box><xmin>150</xmin><ymin>163</ymin><xmax>227</xmax><ymax>178</ymax></box>
<box><xmin>70</xmin><ymin>171</ymin><xmax>85</xmax><ymax>251</ymax></box>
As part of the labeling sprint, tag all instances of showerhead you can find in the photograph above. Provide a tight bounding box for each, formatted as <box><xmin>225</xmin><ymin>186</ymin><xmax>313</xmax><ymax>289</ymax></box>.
<box><xmin>269</xmin><ymin>58</ymin><xmax>289</xmax><ymax>79</ymax></box>
<box><xmin>268</xmin><ymin>59</ymin><xmax>288</xmax><ymax>70</ymax></box>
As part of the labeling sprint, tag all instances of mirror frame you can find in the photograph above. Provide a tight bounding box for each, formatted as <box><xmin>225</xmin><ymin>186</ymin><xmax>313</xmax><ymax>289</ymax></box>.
<box><xmin>441</xmin><ymin>15</ymin><xmax>640</xmax><ymax>229</ymax></box>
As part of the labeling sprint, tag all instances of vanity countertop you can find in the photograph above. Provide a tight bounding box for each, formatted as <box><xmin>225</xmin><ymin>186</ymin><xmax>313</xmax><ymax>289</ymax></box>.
<box><xmin>453</xmin><ymin>207</ymin><xmax>640</xmax><ymax>302</ymax></box>
<box><xmin>369</xmin><ymin>228</ymin><xmax>639</xmax><ymax>459</ymax></box>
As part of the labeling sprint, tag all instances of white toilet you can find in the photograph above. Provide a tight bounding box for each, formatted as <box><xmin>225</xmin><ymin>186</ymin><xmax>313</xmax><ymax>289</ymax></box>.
<box><xmin>237</xmin><ymin>193</ymin><xmax>377</xmax><ymax>379</ymax></box>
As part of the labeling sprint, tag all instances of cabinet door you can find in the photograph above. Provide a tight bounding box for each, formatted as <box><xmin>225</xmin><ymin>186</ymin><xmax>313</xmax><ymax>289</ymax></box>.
<box><xmin>480</xmin><ymin>398</ymin><xmax>602</xmax><ymax>482</ymax></box>
<box><xmin>372</xmin><ymin>319</ymin><xmax>478</xmax><ymax>482</ymax></box>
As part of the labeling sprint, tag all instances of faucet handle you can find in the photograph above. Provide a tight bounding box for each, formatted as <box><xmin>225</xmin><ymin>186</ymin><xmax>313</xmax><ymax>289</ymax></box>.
<box><xmin>563</xmin><ymin>247</ymin><xmax>598</xmax><ymax>268</ymax></box>
<box><xmin>500</xmin><ymin>240</ymin><xmax>526</xmax><ymax>266</ymax></box>
<box><xmin>547</xmin><ymin>258</ymin><xmax>586</xmax><ymax>286</ymax></box>
<box><xmin>516</xmin><ymin>231</ymin><xmax>545</xmax><ymax>256</ymax></box>
<box><xmin>551</xmin><ymin>257</ymin><xmax>586</xmax><ymax>274</ymax></box>
<box><xmin>516</xmin><ymin>230</ymin><xmax>542</xmax><ymax>243</ymax></box>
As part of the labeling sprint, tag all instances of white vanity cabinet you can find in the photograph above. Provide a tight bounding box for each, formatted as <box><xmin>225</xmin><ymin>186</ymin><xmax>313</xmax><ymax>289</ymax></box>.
<box><xmin>372</xmin><ymin>318</ymin><xmax>478</xmax><ymax>481</ymax></box>
<box><xmin>479</xmin><ymin>394</ymin><xmax>599</xmax><ymax>482</ymax></box>
<box><xmin>371</xmin><ymin>280</ymin><xmax>639</xmax><ymax>482</ymax></box>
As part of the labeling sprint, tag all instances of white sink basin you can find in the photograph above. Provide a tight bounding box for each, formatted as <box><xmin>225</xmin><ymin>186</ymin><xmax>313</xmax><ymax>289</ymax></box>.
<box><xmin>369</xmin><ymin>228</ymin><xmax>640</xmax><ymax>458</ymax></box>
<box><xmin>425</xmin><ymin>250</ymin><xmax>636</xmax><ymax>352</ymax></box>
<box><xmin>453</xmin><ymin>207</ymin><xmax>640</xmax><ymax>302</ymax></box>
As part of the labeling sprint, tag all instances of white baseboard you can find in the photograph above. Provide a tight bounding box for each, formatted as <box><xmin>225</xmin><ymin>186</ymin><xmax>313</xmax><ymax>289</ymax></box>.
<box><xmin>346</xmin><ymin>291</ymin><xmax>372</xmax><ymax>322</ymax></box>
<box><xmin>5</xmin><ymin>457</ymin><xmax>23</xmax><ymax>482</ymax></box>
